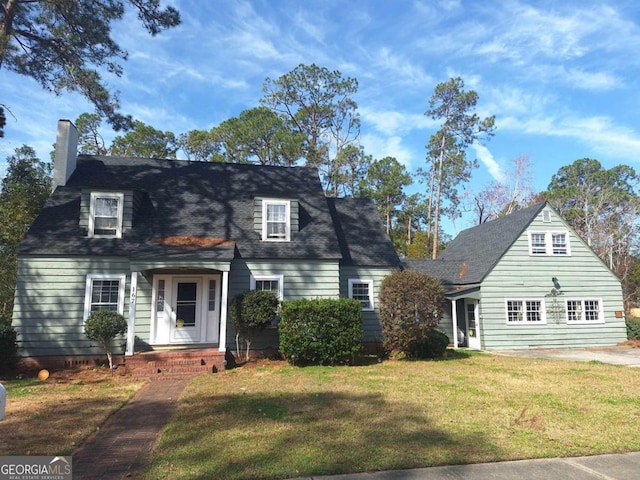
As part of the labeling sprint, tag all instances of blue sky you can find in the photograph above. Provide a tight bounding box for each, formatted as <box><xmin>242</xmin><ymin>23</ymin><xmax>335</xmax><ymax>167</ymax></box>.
<box><xmin>2</xmin><ymin>0</ymin><xmax>640</xmax><ymax>234</ymax></box>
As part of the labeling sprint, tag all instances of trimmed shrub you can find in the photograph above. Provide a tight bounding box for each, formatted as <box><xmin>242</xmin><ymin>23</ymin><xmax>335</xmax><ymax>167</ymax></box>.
<box><xmin>626</xmin><ymin>317</ymin><xmax>640</xmax><ymax>340</ymax></box>
<box><xmin>230</xmin><ymin>290</ymin><xmax>279</xmax><ymax>361</ymax></box>
<box><xmin>379</xmin><ymin>269</ymin><xmax>444</xmax><ymax>358</ymax></box>
<box><xmin>413</xmin><ymin>329</ymin><xmax>450</xmax><ymax>359</ymax></box>
<box><xmin>84</xmin><ymin>310</ymin><xmax>127</xmax><ymax>369</ymax></box>
<box><xmin>279</xmin><ymin>298</ymin><xmax>363</xmax><ymax>366</ymax></box>
<box><xmin>0</xmin><ymin>323</ymin><xmax>18</xmax><ymax>373</ymax></box>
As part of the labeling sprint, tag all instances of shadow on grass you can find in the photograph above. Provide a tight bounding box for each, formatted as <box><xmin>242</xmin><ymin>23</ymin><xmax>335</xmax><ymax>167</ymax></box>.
<box><xmin>148</xmin><ymin>389</ymin><xmax>503</xmax><ymax>480</ymax></box>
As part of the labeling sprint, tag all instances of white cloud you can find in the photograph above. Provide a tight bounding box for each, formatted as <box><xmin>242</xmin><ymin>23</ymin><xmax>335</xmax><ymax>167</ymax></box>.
<box><xmin>472</xmin><ymin>144</ymin><xmax>505</xmax><ymax>183</ymax></box>
<box><xmin>361</xmin><ymin>133</ymin><xmax>416</xmax><ymax>169</ymax></box>
<box><xmin>360</xmin><ymin>106</ymin><xmax>436</xmax><ymax>135</ymax></box>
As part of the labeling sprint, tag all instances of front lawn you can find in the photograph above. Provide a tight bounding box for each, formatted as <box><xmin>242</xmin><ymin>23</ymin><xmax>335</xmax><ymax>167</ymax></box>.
<box><xmin>0</xmin><ymin>368</ymin><xmax>144</xmax><ymax>455</ymax></box>
<box><xmin>145</xmin><ymin>352</ymin><xmax>640</xmax><ymax>480</ymax></box>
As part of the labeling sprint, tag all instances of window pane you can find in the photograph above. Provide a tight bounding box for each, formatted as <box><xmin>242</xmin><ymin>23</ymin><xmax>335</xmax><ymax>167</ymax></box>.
<box><xmin>176</xmin><ymin>282</ymin><xmax>197</xmax><ymax>326</ymax></box>
<box><xmin>95</xmin><ymin>197</ymin><xmax>118</xmax><ymax>216</ymax></box>
<box><xmin>526</xmin><ymin>301</ymin><xmax>542</xmax><ymax>322</ymax></box>
<box><xmin>507</xmin><ymin>300</ymin><xmax>523</xmax><ymax>322</ymax></box>
<box><xmin>567</xmin><ymin>300</ymin><xmax>581</xmax><ymax>322</ymax></box>
<box><xmin>351</xmin><ymin>282</ymin><xmax>371</xmax><ymax>309</ymax></box>
<box><xmin>265</xmin><ymin>203</ymin><xmax>288</xmax><ymax>239</ymax></box>
<box><xmin>531</xmin><ymin>233</ymin><xmax>546</xmax><ymax>254</ymax></box>
<box><xmin>208</xmin><ymin>280</ymin><xmax>216</xmax><ymax>311</ymax></box>
<box><xmin>552</xmin><ymin>233</ymin><xmax>567</xmax><ymax>254</ymax></box>
<box><xmin>584</xmin><ymin>300</ymin><xmax>600</xmax><ymax>321</ymax></box>
<box><xmin>156</xmin><ymin>279</ymin><xmax>165</xmax><ymax>312</ymax></box>
<box><xmin>90</xmin><ymin>280</ymin><xmax>120</xmax><ymax>312</ymax></box>
<box><xmin>256</xmin><ymin>279</ymin><xmax>279</xmax><ymax>293</ymax></box>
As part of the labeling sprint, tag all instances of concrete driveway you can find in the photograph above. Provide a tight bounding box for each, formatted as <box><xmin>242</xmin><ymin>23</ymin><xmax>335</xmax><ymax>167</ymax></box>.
<box><xmin>493</xmin><ymin>345</ymin><xmax>640</xmax><ymax>367</ymax></box>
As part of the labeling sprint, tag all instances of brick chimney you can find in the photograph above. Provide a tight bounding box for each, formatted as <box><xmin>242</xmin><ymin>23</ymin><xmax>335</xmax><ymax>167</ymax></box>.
<box><xmin>52</xmin><ymin>119</ymin><xmax>78</xmax><ymax>190</ymax></box>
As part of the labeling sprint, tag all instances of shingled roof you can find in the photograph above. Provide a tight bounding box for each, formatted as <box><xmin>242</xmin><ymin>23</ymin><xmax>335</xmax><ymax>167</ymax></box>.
<box><xmin>405</xmin><ymin>202</ymin><xmax>547</xmax><ymax>285</ymax></box>
<box><xmin>19</xmin><ymin>155</ymin><xmax>399</xmax><ymax>267</ymax></box>
<box><xmin>19</xmin><ymin>155</ymin><xmax>346</xmax><ymax>260</ymax></box>
<box><xmin>328</xmin><ymin>197</ymin><xmax>401</xmax><ymax>267</ymax></box>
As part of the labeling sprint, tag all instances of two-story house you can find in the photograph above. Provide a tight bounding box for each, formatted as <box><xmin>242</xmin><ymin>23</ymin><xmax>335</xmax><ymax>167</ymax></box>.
<box><xmin>408</xmin><ymin>203</ymin><xmax>627</xmax><ymax>350</ymax></box>
<box><xmin>12</xmin><ymin>120</ymin><xmax>401</xmax><ymax>373</ymax></box>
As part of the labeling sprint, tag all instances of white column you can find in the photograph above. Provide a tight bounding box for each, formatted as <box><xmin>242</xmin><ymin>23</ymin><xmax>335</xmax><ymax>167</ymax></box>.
<box><xmin>126</xmin><ymin>272</ymin><xmax>138</xmax><ymax>356</ymax></box>
<box><xmin>451</xmin><ymin>299</ymin><xmax>458</xmax><ymax>349</ymax></box>
<box><xmin>218</xmin><ymin>270</ymin><xmax>229</xmax><ymax>352</ymax></box>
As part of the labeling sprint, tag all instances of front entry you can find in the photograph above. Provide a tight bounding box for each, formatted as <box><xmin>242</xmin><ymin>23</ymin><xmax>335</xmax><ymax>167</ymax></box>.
<box><xmin>465</xmin><ymin>300</ymin><xmax>481</xmax><ymax>350</ymax></box>
<box><xmin>152</xmin><ymin>274</ymin><xmax>221</xmax><ymax>345</ymax></box>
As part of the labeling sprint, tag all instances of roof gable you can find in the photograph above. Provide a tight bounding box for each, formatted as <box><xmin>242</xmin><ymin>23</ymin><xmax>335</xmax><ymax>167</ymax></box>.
<box><xmin>406</xmin><ymin>202</ymin><xmax>548</xmax><ymax>285</ymax></box>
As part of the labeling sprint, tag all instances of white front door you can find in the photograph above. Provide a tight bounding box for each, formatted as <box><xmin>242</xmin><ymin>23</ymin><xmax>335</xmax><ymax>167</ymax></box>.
<box><xmin>152</xmin><ymin>274</ymin><xmax>221</xmax><ymax>345</ymax></box>
<box><xmin>465</xmin><ymin>300</ymin><xmax>481</xmax><ymax>350</ymax></box>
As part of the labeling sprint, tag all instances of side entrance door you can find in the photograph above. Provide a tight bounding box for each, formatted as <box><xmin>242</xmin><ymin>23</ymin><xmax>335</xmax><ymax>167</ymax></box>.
<box><xmin>465</xmin><ymin>300</ymin><xmax>481</xmax><ymax>350</ymax></box>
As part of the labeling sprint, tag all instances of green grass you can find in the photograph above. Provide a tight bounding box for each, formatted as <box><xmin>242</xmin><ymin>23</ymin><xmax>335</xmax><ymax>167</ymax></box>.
<box><xmin>145</xmin><ymin>353</ymin><xmax>640</xmax><ymax>480</ymax></box>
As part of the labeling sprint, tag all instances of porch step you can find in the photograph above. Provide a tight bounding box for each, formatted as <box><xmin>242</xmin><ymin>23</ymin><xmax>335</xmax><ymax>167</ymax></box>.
<box><xmin>124</xmin><ymin>348</ymin><xmax>226</xmax><ymax>379</ymax></box>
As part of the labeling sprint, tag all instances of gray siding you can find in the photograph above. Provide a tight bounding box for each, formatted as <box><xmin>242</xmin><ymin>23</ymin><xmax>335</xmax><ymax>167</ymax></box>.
<box><xmin>227</xmin><ymin>258</ymin><xmax>340</xmax><ymax>350</ymax></box>
<box><xmin>13</xmin><ymin>256</ymin><xmax>131</xmax><ymax>357</ymax></box>
<box><xmin>479</xmin><ymin>209</ymin><xmax>626</xmax><ymax>349</ymax></box>
<box><xmin>339</xmin><ymin>265</ymin><xmax>397</xmax><ymax>342</ymax></box>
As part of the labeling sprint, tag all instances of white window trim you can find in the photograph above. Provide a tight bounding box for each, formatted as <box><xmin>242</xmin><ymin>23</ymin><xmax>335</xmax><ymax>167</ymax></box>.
<box><xmin>565</xmin><ymin>298</ymin><xmax>605</xmax><ymax>325</ymax></box>
<box><xmin>89</xmin><ymin>192</ymin><xmax>125</xmax><ymax>238</ymax></box>
<box><xmin>250</xmin><ymin>274</ymin><xmax>284</xmax><ymax>300</ymax></box>
<box><xmin>83</xmin><ymin>273</ymin><xmax>127</xmax><ymax>321</ymax></box>
<box><xmin>348</xmin><ymin>278</ymin><xmax>375</xmax><ymax>312</ymax></box>
<box><xmin>505</xmin><ymin>298</ymin><xmax>547</xmax><ymax>325</ymax></box>
<box><xmin>528</xmin><ymin>231</ymin><xmax>571</xmax><ymax>256</ymax></box>
<box><xmin>261</xmin><ymin>199</ymin><xmax>291</xmax><ymax>242</ymax></box>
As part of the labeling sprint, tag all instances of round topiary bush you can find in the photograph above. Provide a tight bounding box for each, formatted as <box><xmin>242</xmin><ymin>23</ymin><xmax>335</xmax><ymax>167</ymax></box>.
<box><xmin>84</xmin><ymin>310</ymin><xmax>127</xmax><ymax>369</ymax></box>
<box><xmin>379</xmin><ymin>269</ymin><xmax>444</xmax><ymax>358</ymax></box>
<box><xmin>230</xmin><ymin>290</ymin><xmax>279</xmax><ymax>362</ymax></box>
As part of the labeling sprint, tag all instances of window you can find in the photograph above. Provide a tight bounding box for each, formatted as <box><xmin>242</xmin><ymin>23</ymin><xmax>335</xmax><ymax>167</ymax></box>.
<box><xmin>208</xmin><ymin>280</ymin><xmax>217</xmax><ymax>311</ymax></box>
<box><xmin>528</xmin><ymin>231</ymin><xmax>571</xmax><ymax>256</ymax></box>
<box><xmin>89</xmin><ymin>192</ymin><xmax>124</xmax><ymax>238</ymax></box>
<box><xmin>566</xmin><ymin>299</ymin><xmax>604</xmax><ymax>324</ymax></box>
<box><xmin>83</xmin><ymin>274</ymin><xmax>126</xmax><ymax>320</ymax></box>
<box><xmin>262</xmin><ymin>200</ymin><xmax>290</xmax><ymax>241</ymax></box>
<box><xmin>348</xmin><ymin>278</ymin><xmax>374</xmax><ymax>311</ymax></box>
<box><xmin>506</xmin><ymin>299</ymin><xmax>546</xmax><ymax>324</ymax></box>
<box><xmin>552</xmin><ymin>233</ymin><xmax>568</xmax><ymax>255</ymax></box>
<box><xmin>250</xmin><ymin>274</ymin><xmax>284</xmax><ymax>300</ymax></box>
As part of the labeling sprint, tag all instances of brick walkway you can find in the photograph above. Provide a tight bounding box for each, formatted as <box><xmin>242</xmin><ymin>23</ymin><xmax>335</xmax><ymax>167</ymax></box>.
<box><xmin>72</xmin><ymin>379</ymin><xmax>187</xmax><ymax>479</ymax></box>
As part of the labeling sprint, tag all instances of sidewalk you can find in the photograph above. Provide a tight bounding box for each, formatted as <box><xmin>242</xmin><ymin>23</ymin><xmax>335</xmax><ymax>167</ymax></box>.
<box><xmin>292</xmin><ymin>452</ymin><xmax>640</xmax><ymax>480</ymax></box>
<box><xmin>72</xmin><ymin>379</ymin><xmax>187</xmax><ymax>480</ymax></box>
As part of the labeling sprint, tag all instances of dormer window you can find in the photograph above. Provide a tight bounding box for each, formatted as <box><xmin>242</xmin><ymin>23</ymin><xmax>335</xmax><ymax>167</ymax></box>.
<box><xmin>89</xmin><ymin>192</ymin><xmax>124</xmax><ymax>238</ymax></box>
<box><xmin>262</xmin><ymin>199</ymin><xmax>290</xmax><ymax>241</ymax></box>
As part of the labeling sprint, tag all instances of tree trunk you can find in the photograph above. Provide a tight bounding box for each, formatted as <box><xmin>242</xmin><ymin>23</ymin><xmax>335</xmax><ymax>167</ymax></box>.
<box><xmin>432</xmin><ymin>134</ymin><xmax>447</xmax><ymax>260</ymax></box>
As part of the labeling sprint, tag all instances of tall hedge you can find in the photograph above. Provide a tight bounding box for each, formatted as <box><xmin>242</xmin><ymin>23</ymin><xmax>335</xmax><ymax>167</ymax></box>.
<box><xmin>279</xmin><ymin>298</ymin><xmax>363</xmax><ymax>366</ymax></box>
<box><xmin>379</xmin><ymin>269</ymin><xmax>444</xmax><ymax>357</ymax></box>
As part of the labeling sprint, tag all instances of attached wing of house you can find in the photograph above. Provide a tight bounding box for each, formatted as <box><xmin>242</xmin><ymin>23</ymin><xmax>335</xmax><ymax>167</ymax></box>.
<box><xmin>12</xmin><ymin>120</ymin><xmax>400</xmax><ymax>371</ymax></box>
<box><xmin>406</xmin><ymin>202</ymin><xmax>627</xmax><ymax>350</ymax></box>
